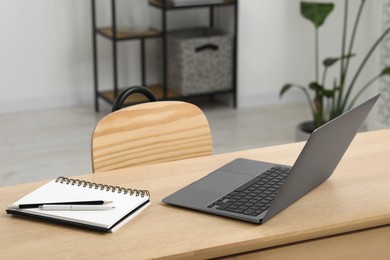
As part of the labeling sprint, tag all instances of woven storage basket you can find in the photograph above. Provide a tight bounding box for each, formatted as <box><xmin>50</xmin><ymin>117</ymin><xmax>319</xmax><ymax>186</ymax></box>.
<box><xmin>167</xmin><ymin>27</ymin><xmax>233</xmax><ymax>95</ymax></box>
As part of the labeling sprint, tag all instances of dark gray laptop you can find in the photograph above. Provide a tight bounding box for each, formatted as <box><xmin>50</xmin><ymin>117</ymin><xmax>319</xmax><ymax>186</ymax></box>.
<box><xmin>163</xmin><ymin>95</ymin><xmax>380</xmax><ymax>224</ymax></box>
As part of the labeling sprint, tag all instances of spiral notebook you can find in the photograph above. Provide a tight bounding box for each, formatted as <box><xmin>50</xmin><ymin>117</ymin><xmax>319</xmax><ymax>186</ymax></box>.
<box><xmin>6</xmin><ymin>177</ymin><xmax>151</xmax><ymax>232</ymax></box>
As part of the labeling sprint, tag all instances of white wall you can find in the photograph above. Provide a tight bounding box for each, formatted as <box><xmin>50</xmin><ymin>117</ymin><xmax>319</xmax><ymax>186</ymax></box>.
<box><xmin>0</xmin><ymin>0</ymin><xmax>93</xmax><ymax>113</ymax></box>
<box><xmin>0</xmin><ymin>0</ymin><xmax>383</xmax><ymax>114</ymax></box>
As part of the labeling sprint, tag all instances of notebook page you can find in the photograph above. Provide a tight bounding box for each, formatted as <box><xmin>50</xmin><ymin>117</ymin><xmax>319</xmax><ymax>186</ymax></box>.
<box><xmin>10</xmin><ymin>179</ymin><xmax>150</xmax><ymax>229</ymax></box>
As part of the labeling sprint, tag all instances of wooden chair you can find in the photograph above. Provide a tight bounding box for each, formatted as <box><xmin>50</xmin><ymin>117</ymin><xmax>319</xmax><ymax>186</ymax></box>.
<box><xmin>91</xmin><ymin>87</ymin><xmax>213</xmax><ymax>173</ymax></box>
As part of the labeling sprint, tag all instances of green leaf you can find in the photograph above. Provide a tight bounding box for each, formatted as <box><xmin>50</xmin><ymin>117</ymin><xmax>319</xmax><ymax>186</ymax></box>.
<box><xmin>322</xmin><ymin>54</ymin><xmax>355</xmax><ymax>67</ymax></box>
<box><xmin>308</xmin><ymin>82</ymin><xmax>324</xmax><ymax>92</ymax></box>
<box><xmin>380</xmin><ymin>66</ymin><xmax>390</xmax><ymax>76</ymax></box>
<box><xmin>301</xmin><ymin>2</ymin><xmax>334</xmax><ymax>28</ymax></box>
<box><xmin>323</xmin><ymin>89</ymin><xmax>335</xmax><ymax>98</ymax></box>
<box><xmin>280</xmin><ymin>83</ymin><xmax>294</xmax><ymax>97</ymax></box>
<box><xmin>323</xmin><ymin>57</ymin><xmax>340</xmax><ymax>67</ymax></box>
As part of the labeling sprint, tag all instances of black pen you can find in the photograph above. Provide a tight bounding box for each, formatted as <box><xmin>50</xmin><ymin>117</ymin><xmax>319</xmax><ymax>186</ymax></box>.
<box><xmin>9</xmin><ymin>200</ymin><xmax>113</xmax><ymax>209</ymax></box>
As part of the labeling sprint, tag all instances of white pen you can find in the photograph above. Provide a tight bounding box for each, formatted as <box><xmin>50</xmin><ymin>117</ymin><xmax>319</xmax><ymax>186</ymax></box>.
<box><xmin>39</xmin><ymin>205</ymin><xmax>115</xmax><ymax>211</ymax></box>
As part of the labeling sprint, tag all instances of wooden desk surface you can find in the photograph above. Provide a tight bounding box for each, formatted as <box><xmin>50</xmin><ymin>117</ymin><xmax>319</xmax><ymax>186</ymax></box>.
<box><xmin>1</xmin><ymin>129</ymin><xmax>390</xmax><ymax>259</ymax></box>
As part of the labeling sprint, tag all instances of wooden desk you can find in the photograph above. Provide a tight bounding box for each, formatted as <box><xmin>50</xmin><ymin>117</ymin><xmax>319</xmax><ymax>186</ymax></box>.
<box><xmin>1</xmin><ymin>129</ymin><xmax>390</xmax><ymax>259</ymax></box>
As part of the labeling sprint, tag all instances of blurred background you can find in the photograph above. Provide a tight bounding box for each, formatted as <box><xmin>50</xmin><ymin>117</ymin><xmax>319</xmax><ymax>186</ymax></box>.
<box><xmin>0</xmin><ymin>0</ymin><xmax>389</xmax><ymax>186</ymax></box>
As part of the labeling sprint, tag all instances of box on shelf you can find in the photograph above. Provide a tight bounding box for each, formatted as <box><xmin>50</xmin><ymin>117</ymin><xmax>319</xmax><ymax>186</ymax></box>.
<box><xmin>167</xmin><ymin>0</ymin><xmax>225</xmax><ymax>6</ymax></box>
<box><xmin>167</xmin><ymin>27</ymin><xmax>233</xmax><ymax>96</ymax></box>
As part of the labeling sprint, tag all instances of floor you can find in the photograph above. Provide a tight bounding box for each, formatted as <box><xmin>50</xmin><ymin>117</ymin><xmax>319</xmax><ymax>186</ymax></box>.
<box><xmin>0</xmin><ymin>100</ymin><xmax>310</xmax><ymax>186</ymax></box>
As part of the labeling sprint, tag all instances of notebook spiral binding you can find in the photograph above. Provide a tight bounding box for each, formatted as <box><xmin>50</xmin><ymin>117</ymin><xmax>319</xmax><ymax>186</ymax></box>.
<box><xmin>55</xmin><ymin>176</ymin><xmax>150</xmax><ymax>198</ymax></box>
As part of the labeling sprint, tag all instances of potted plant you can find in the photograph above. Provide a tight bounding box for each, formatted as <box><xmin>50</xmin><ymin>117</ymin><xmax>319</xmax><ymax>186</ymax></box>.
<box><xmin>280</xmin><ymin>0</ymin><xmax>390</xmax><ymax>138</ymax></box>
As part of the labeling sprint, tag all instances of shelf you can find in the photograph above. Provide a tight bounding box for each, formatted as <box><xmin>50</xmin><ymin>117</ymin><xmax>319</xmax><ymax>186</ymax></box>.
<box><xmin>92</xmin><ymin>0</ymin><xmax>238</xmax><ymax>111</ymax></box>
<box><xmin>149</xmin><ymin>0</ymin><xmax>236</xmax><ymax>9</ymax></box>
<box><xmin>99</xmin><ymin>85</ymin><xmax>180</xmax><ymax>105</ymax></box>
<box><xmin>97</xmin><ymin>27</ymin><xmax>161</xmax><ymax>40</ymax></box>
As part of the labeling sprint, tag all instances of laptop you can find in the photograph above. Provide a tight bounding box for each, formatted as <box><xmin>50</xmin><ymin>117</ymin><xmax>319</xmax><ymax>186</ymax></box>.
<box><xmin>163</xmin><ymin>94</ymin><xmax>380</xmax><ymax>224</ymax></box>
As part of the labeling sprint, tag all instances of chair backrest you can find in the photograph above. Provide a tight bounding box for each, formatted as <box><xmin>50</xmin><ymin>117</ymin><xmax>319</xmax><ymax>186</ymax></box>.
<box><xmin>91</xmin><ymin>101</ymin><xmax>213</xmax><ymax>172</ymax></box>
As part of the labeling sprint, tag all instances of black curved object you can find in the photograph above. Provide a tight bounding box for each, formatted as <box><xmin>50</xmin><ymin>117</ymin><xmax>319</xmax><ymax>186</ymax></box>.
<box><xmin>112</xmin><ymin>86</ymin><xmax>157</xmax><ymax>112</ymax></box>
<box><xmin>195</xmin><ymin>43</ymin><xmax>219</xmax><ymax>52</ymax></box>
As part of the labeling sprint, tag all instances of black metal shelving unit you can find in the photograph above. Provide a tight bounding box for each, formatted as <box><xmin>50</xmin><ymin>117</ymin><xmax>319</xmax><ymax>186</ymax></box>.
<box><xmin>91</xmin><ymin>0</ymin><xmax>238</xmax><ymax>112</ymax></box>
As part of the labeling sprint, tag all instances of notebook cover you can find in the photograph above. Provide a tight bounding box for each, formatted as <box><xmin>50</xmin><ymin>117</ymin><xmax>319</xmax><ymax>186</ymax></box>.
<box><xmin>6</xmin><ymin>199</ymin><xmax>150</xmax><ymax>233</ymax></box>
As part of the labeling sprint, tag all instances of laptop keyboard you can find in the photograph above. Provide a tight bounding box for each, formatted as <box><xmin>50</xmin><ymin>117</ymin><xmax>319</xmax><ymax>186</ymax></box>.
<box><xmin>207</xmin><ymin>166</ymin><xmax>290</xmax><ymax>217</ymax></box>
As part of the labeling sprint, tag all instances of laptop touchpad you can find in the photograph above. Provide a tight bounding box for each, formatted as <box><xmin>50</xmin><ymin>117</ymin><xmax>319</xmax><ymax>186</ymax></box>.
<box><xmin>191</xmin><ymin>170</ymin><xmax>252</xmax><ymax>194</ymax></box>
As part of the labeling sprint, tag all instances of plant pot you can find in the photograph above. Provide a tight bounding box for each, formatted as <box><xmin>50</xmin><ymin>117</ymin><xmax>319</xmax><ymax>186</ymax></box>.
<box><xmin>295</xmin><ymin>121</ymin><xmax>315</xmax><ymax>141</ymax></box>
